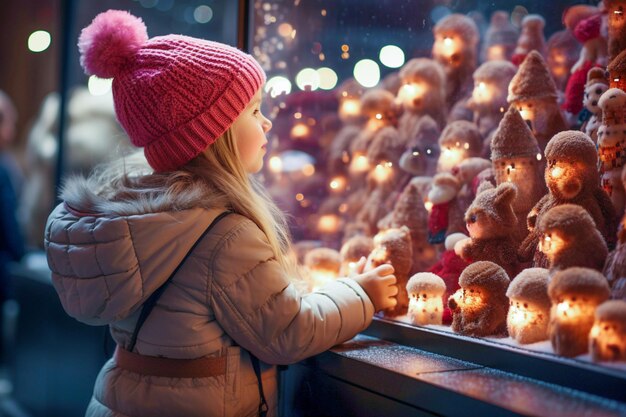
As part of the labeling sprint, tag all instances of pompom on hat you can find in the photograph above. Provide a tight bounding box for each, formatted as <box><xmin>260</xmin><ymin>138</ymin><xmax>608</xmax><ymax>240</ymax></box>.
<box><xmin>78</xmin><ymin>10</ymin><xmax>266</xmax><ymax>172</ymax></box>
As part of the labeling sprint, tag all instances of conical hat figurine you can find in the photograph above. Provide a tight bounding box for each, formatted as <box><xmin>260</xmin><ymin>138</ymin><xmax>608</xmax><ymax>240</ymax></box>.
<box><xmin>597</xmin><ymin>88</ymin><xmax>626</xmax><ymax>215</ymax></box>
<box><xmin>481</xmin><ymin>11</ymin><xmax>519</xmax><ymax>62</ymax></box>
<box><xmin>508</xmin><ymin>51</ymin><xmax>568</xmax><ymax>152</ymax></box>
<box><xmin>546</xmin><ymin>29</ymin><xmax>581</xmax><ymax>92</ymax></box>
<box><xmin>432</xmin><ymin>14</ymin><xmax>480</xmax><ymax>108</ymax></box>
<box><xmin>491</xmin><ymin>106</ymin><xmax>546</xmax><ymax>241</ymax></box>
<box><xmin>511</xmin><ymin>15</ymin><xmax>546</xmax><ymax>65</ymax></box>
<box><xmin>468</xmin><ymin>60</ymin><xmax>517</xmax><ymax>138</ymax></box>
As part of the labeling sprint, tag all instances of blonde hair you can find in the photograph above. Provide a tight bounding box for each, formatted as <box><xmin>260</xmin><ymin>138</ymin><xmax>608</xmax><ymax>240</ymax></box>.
<box><xmin>91</xmin><ymin>128</ymin><xmax>298</xmax><ymax>277</ymax></box>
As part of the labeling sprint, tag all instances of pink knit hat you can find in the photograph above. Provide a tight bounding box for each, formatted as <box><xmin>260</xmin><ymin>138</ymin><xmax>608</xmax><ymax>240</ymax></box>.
<box><xmin>78</xmin><ymin>10</ymin><xmax>266</xmax><ymax>172</ymax></box>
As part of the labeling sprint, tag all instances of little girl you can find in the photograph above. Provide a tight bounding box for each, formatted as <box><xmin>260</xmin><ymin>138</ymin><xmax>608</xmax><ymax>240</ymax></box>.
<box><xmin>44</xmin><ymin>10</ymin><xmax>397</xmax><ymax>417</ymax></box>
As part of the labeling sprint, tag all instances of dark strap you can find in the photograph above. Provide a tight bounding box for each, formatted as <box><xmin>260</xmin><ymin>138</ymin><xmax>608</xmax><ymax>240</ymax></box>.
<box><xmin>250</xmin><ymin>353</ymin><xmax>268</xmax><ymax>417</ymax></box>
<box><xmin>128</xmin><ymin>210</ymin><xmax>232</xmax><ymax>352</ymax></box>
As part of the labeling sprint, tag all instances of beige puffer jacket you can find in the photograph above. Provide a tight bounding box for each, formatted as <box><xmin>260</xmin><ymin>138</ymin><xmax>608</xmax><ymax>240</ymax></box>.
<box><xmin>44</xmin><ymin>178</ymin><xmax>375</xmax><ymax>417</ymax></box>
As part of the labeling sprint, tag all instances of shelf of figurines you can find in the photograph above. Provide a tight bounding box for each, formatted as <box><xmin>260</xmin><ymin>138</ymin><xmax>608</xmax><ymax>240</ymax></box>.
<box><xmin>362</xmin><ymin>315</ymin><xmax>626</xmax><ymax>403</ymax></box>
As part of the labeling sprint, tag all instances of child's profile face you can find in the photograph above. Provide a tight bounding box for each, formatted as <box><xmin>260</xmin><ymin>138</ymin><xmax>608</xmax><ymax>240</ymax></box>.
<box><xmin>231</xmin><ymin>89</ymin><xmax>272</xmax><ymax>173</ymax></box>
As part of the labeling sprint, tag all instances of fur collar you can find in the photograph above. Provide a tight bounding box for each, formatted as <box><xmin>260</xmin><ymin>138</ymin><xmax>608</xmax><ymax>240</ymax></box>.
<box><xmin>61</xmin><ymin>175</ymin><xmax>221</xmax><ymax>217</ymax></box>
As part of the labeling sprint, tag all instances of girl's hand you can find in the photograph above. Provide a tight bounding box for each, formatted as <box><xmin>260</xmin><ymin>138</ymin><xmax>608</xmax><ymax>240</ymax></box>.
<box><xmin>352</xmin><ymin>263</ymin><xmax>397</xmax><ymax>312</ymax></box>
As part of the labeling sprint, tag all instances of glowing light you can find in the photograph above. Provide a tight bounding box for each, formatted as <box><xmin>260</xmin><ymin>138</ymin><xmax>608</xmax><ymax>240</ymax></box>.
<box><xmin>424</xmin><ymin>200</ymin><xmax>433</xmax><ymax>212</ymax></box>
<box><xmin>551</xmin><ymin>166</ymin><xmax>563</xmax><ymax>178</ymax></box>
<box><xmin>373</xmin><ymin>162</ymin><xmax>393</xmax><ymax>183</ymax></box>
<box><xmin>265</xmin><ymin>76</ymin><xmax>292</xmax><ymax>98</ymax></box>
<box><xmin>193</xmin><ymin>5</ymin><xmax>213</xmax><ymax>23</ymax></box>
<box><xmin>536</xmin><ymin>153</ymin><xmax>542</xmax><ymax>161</ymax></box>
<box><xmin>290</xmin><ymin>123</ymin><xmax>310</xmax><ymax>139</ymax></box>
<box><xmin>443</xmin><ymin>37</ymin><xmax>453</xmax><ymax>47</ymax></box>
<box><xmin>28</xmin><ymin>30</ymin><xmax>51</xmax><ymax>52</ymax></box>
<box><xmin>295</xmin><ymin>193</ymin><xmax>304</xmax><ymax>201</ymax></box>
<box><xmin>379</xmin><ymin>45</ymin><xmax>405</xmax><ymax>68</ymax></box>
<box><xmin>329</xmin><ymin>176</ymin><xmax>347</xmax><ymax>192</ymax></box>
<box><xmin>277</xmin><ymin>23</ymin><xmax>293</xmax><ymax>37</ymax></box>
<box><xmin>268</xmin><ymin>156</ymin><xmax>283</xmax><ymax>173</ymax></box>
<box><xmin>302</xmin><ymin>164</ymin><xmax>315</xmax><ymax>176</ymax></box>
<box><xmin>353</xmin><ymin>59</ymin><xmax>380</xmax><ymax>88</ymax></box>
<box><xmin>340</xmin><ymin>99</ymin><xmax>360</xmax><ymax>118</ymax></box>
<box><xmin>375</xmin><ymin>113</ymin><xmax>383</xmax><ymax>120</ymax></box>
<box><xmin>318</xmin><ymin>214</ymin><xmax>340</xmax><ymax>233</ymax></box>
<box><xmin>87</xmin><ymin>75</ymin><xmax>112</xmax><ymax>96</ymax></box>
<box><xmin>349</xmin><ymin>154</ymin><xmax>370</xmax><ymax>174</ymax></box>
<box><xmin>397</xmin><ymin>83</ymin><xmax>425</xmax><ymax>107</ymax></box>
<box><xmin>296</xmin><ymin>68</ymin><xmax>320</xmax><ymax>91</ymax></box>
<box><xmin>317</xmin><ymin>67</ymin><xmax>338</xmax><ymax>90</ymax></box>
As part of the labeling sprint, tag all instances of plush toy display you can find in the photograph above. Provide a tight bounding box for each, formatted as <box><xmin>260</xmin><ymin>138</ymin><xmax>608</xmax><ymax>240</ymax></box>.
<box><xmin>546</xmin><ymin>29</ymin><xmax>581</xmax><ymax>92</ymax></box>
<box><xmin>304</xmin><ymin>247</ymin><xmax>342</xmax><ymax>291</ymax></box>
<box><xmin>452</xmin><ymin>157</ymin><xmax>492</xmax><ymax>210</ymax></box>
<box><xmin>481</xmin><ymin>11</ymin><xmax>518</xmax><ymax>62</ymax></box>
<box><xmin>603</xmin><ymin>213</ymin><xmax>626</xmax><ymax>301</ymax></box>
<box><xmin>564</xmin><ymin>5</ymin><xmax>607</xmax><ymax>73</ymax></box>
<box><xmin>548</xmin><ymin>267</ymin><xmax>611</xmax><ymax>357</ymax></box>
<box><xmin>490</xmin><ymin>106</ymin><xmax>546</xmax><ymax>242</ymax></box>
<box><xmin>581</xmin><ymin>68</ymin><xmax>610</xmax><ymax>144</ymax></box>
<box><xmin>467</xmin><ymin>60</ymin><xmax>517</xmax><ymax>139</ymax></box>
<box><xmin>396</xmin><ymin>58</ymin><xmax>447</xmax><ymax>134</ymax></box>
<box><xmin>436</xmin><ymin>120</ymin><xmax>483</xmax><ymax>173</ymax></box>
<box><xmin>454</xmin><ymin>182</ymin><xmax>520</xmax><ymax>278</ymax></box>
<box><xmin>589</xmin><ymin>300</ymin><xmax>626</xmax><ymax>361</ymax></box>
<box><xmin>432</xmin><ymin>13</ymin><xmax>480</xmax><ymax>109</ymax></box>
<box><xmin>536</xmin><ymin>204</ymin><xmax>608</xmax><ymax>274</ymax></box>
<box><xmin>398</xmin><ymin>115</ymin><xmax>441</xmax><ymax>177</ymax></box>
<box><xmin>367</xmin><ymin>226</ymin><xmax>413</xmax><ymax>317</ymax></box>
<box><xmin>338</xmin><ymin>235</ymin><xmax>374</xmax><ymax>277</ymax></box>
<box><xmin>506</xmin><ymin>268</ymin><xmax>551</xmax><ymax>344</ymax></box>
<box><xmin>606</xmin><ymin>0</ymin><xmax>626</xmax><ymax>63</ymax></box>
<box><xmin>597</xmin><ymin>87</ymin><xmax>626</xmax><ymax>215</ymax></box>
<box><xmin>508</xmin><ymin>51</ymin><xmax>568</xmax><ymax>152</ymax></box>
<box><xmin>427</xmin><ymin>173</ymin><xmax>466</xmax><ymax>244</ymax></box>
<box><xmin>511</xmin><ymin>15</ymin><xmax>547</xmax><ymax>66</ymax></box>
<box><xmin>448</xmin><ymin>261</ymin><xmax>510</xmax><ymax>337</ymax></box>
<box><xmin>519</xmin><ymin>131</ymin><xmax>617</xmax><ymax>268</ymax></box>
<box><xmin>406</xmin><ymin>272</ymin><xmax>447</xmax><ymax>326</ymax></box>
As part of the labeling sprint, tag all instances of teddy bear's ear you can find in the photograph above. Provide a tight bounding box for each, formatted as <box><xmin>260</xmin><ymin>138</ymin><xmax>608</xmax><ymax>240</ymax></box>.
<box><xmin>476</xmin><ymin>180</ymin><xmax>495</xmax><ymax>195</ymax></box>
<box><xmin>494</xmin><ymin>182</ymin><xmax>518</xmax><ymax>205</ymax></box>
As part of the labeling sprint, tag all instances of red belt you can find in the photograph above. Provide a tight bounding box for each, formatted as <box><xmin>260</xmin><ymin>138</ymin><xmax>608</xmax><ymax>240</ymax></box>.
<box><xmin>115</xmin><ymin>346</ymin><xmax>227</xmax><ymax>378</ymax></box>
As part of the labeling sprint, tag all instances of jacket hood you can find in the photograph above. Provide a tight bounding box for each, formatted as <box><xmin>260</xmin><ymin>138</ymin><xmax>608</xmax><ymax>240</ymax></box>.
<box><xmin>45</xmin><ymin>175</ymin><xmax>224</xmax><ymax>325</ymax></box>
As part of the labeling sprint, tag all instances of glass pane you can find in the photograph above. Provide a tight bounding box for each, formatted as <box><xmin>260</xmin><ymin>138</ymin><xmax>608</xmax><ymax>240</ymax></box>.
<box><xmin>248</xmin><ymin>0</ymin><xmax>626</xmax><ymax>371</ymax></box>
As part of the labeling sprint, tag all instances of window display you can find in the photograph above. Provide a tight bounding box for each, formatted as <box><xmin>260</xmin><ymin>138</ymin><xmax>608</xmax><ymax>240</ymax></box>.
<box><xmin>248</xmin><ymin>0</ymin><xmax>626</xmax><ymax>372</ymax></box>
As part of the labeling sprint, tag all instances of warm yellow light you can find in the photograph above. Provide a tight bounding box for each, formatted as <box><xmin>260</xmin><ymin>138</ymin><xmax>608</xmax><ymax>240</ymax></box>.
<box><xmin>295</xmin><ymin>193</ymin><xmax>304</xmax><ymax>201</ymax></box>
<box><xmin>340</xmin><ymin>99</ymin><xmax>360</xmax><ymax>118</ymax></box>
<box><xmin>536</xmin><ymin>153</ymin><xmax>542</xmax><ymax>161</ymax></box>
<box><xmin>373</xmin><ymin>162</ymin><xmax>393</xmax><ymax>183</ymax></box>
<box><xmin>551</xmin><ymin>166</ymin><xmax>563</xmax><ymax>178</ymax></box>
<box><xmin>443</xmin><ymin>37</ymin><xmax>453</xmax><ymax>47</ymax></box>
<box><xmin>349</xmin><ymin>154</ymin><xmax>370</xmax><ymax>174</ymax></box>
<box><xmin>424</xmin><ymin>200</ymin><xmax>433</xmax><ymax>212</ymax></box>
<box><xmin>397</xmin><ymin>83</ymin><xmax>425</xmax><ymax>107</ymax></box>
<box><xmin>302</xmin><ymin>164</ymin><xmax>315</xmax><ymax>176</ymax></box>
<box><xmin>375</xmin><ymin>113</ymin><xmax>383</xmax><ymax>120</ymax></box>
<box><xmin>277</xmin><ymin>23</ymin><xmax>293</xmax><ymax>37</ymax></box>
<box><xmin>269</xmin><ymin>156</ymin><xmax>283</xmax><ymax>173</ymax></box>
<box><xmin>290</xmin><ymin>123</ymin><xmax>310</xmax><ymax>139</ymax></box>
<box><xmin>318</xmin><ymin>214</ymin><xmax>340</xmax><ymax>233</ymax></box>
<box><xmin>329</xmin><ymin>176</ymin><xmax>347</xmax><ymax>192</ymax></box>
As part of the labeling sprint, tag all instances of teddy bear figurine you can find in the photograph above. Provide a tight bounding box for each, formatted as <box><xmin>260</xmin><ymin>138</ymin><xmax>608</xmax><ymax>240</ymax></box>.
<box><xmin>506</xmin><ymin>268</ymin><xmax>551</xmax><ymax>344</ymax></box>
<box><xmin>366</xmin><ymin>226</ymin><xmax>413</xmax><ymax>317</ymax></box>
<box><xmin>448</xmin><ymin>261</ymin><xmax>510</xmax><ymax>337</ymax></box>
<box><xmin>548</xmin><ymin>267</ymin><xmax>610</xmax><ymax>357</ymax></box>
<box><xmin>581</xmin><ymin>68</ymin><xmax>609</xmax><ymax>144</ymax></box>
<box><xmin>589</xmin><ymin>300</ymin><xmax>626</xmax><ymax>362</ymax></box>
<box><xmin>519</xmin><ymin>131</ymin><xmax>618</xmax><ymax>268</ymax></box>
<box><xmin>536</xmin><ymin>204</ymin><xmax>608</xmax><ymax>274</ymax></box>
<box><xmin>454</xmin><ymin>182</ymin><xmax>520</xmax><ymax>278</ymax></box>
